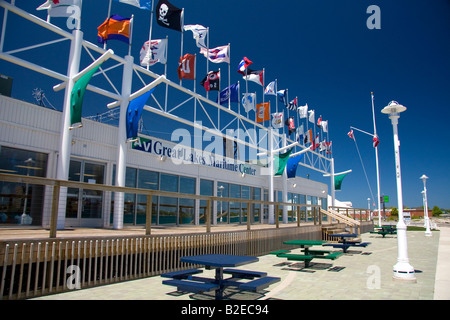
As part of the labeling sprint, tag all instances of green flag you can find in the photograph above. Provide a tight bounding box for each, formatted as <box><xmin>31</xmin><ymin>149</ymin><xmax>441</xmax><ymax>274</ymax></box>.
<box><xmin>70</xmin><ymin>64</ymin><xmax>102</xmax><ymax>127</ymax></box>
<box><xmin>334</xmin><ymin>173</ymin><xmax>349</xmax><ymax>190</ymax></box>
<box><xmin>274</xmin><ymin>148</ymin><xmax>293</xmax><ymax>176</ymax></box>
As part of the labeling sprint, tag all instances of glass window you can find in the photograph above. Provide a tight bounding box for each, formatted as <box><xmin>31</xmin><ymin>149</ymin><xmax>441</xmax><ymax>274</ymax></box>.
<box><xmin>229</xmin><ymin>184</ymin><xmax>241</xmax><ymax>224</ymax></box>
<box><xmin>199</xmin><ymin>179</ymin><xmax>213</xmax><ymax>225</ymax></box>
<box><xmin>179</xmin><ymin>176</ymin><xmax>195</xmax><ymax>224</ymax></box>
<box><xmin>0</xmin><ymin>146</ymin><xmax>48</xmax><ymax>226</ymax></box>
<box><xmin>251</xmin><ymin>187</ymin><xmax>261</xmax><ymax>223</ymax></box>
<box><xmin>217</xmin><ymin>182</ymin><xmax>228</xmax><ymax>223</ymax></box>
<box><xmin>136</xmin><ymin>170</ymin><xmax>159</xmax><ymax>225</ymax></box>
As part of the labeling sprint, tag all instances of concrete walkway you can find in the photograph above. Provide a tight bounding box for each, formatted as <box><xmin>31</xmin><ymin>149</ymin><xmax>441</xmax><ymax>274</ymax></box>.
<box><xmin>31</xmin><ymin>225</ymin><xmax>450</xmax><ymax>300</ymax></box>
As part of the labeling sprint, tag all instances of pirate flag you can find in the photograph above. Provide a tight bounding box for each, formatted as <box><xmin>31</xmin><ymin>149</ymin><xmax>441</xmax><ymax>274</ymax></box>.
<box><xmin>200</xmin><ymin>70</ymin><xmax>220</xmax><ymax>91</ymax></box>
<box><xmin>155</xmin><ymin>0</ymin><xmax>183</xmax><ymax>32</ymax></box>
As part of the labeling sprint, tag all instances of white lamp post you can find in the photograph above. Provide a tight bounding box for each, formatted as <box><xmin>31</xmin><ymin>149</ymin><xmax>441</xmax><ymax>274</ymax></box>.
<box><xmin>420</xmin><ymin>174</ymin><xmax>432</xmax><ymax>236</ymax></box>
<box><xmin>381</xmin><ymin>101</ymin><xmax>416</xmax><ymax>281</ymax></box>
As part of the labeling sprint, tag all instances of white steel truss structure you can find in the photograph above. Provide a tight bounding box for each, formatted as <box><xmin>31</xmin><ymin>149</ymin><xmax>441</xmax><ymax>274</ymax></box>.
<box><xmin>0</xmin><ymin>1</ymin><xmax>335</xmax><ymax>228</ymax></box>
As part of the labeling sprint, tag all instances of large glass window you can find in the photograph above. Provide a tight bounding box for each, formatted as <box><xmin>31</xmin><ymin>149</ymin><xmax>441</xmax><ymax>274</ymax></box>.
<box><xmin>137</xmin><ymin>170</ymin><xmax>159</xmax><ymax>224</ymax></box>
<box><xmin>0</xmin><ymin>146</ymin><xmax>48</xmax><ymax>225</ymax></box>
<box><xmin>229</xmin><ymin>184</ymin><xmax>241</xmax><ymax>223</ymax></box>
<box><xmin>179</xmin><ymin>176</ymin><xmax>195</xmax><ymax>224</ymax></box>
<box><xmin>159</xmin><ymin>173</ymin><xmax>178</xmax><ymax>224</ymax></box>
<box><xmin>251</xmin><ymin>187</ymin><xmax>261</xmax><ymax>223</ymax></box>
<box><xmin>217</xmin><ymin>182</ymin><xmax>229</xmax><ymax>223</ymax></box>
<box><xmin>199</xmin><ymin>179</ymin><xmax>213</xmax><ymax>225</ymax></box>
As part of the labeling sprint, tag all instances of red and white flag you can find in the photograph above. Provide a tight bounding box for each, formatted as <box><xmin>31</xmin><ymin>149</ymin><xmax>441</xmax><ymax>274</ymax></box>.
<box><xmin>373</xmin><ymin>136</ymin><xmax>380</xmax><ymax>147</ymax></box>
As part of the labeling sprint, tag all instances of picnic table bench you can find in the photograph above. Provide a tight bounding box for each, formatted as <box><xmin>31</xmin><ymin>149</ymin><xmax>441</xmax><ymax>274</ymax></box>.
<box><xmin>162</xmin><ymin>279</ymin><xmax>219</xmax><ymax>294</ymax></box>
<box><xmin>370</xmin><ymin>226</ymin><xmax>397</xmax><ymax>237</ymax></box>
<box><xmin>277</xmin><ymin>252</ymin><xmax>342</xmax><ymax>268</ymax></box>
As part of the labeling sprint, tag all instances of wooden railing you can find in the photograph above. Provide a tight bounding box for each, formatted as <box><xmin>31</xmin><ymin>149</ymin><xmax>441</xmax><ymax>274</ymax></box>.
<box><xmin>0</xmin><ymin>173</ymin><xmax>323</xmax><ymax>237</ymax></box>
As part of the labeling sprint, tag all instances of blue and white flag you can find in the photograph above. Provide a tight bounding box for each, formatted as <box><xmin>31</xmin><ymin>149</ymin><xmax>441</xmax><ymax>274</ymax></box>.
<box><xmin>277</xmin><ymin>89</ymin><xmax>287</xmax><ymax>106</ymax></box>
<box><xmin>113</xmin><ymin>0</ymin><xmax>152</xmax><ymax>10</ymax></box>
<box><xmin>183</xmin><ymin>24</ymin><xmax>208</xmax><ymax>49</ymax></box>
<box><xmin>218</xmin><ymin>83</ymin><xmax>239</xmax><ymax>105</ymax></box>
<box><xmin>242</xmin><ymin>93</ymin><xmax>256</xmax><ymax>113</ymax></box>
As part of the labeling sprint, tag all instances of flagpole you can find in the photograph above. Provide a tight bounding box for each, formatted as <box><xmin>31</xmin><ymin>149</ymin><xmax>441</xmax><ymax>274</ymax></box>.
<box><xmin>180</xmin><ymin>8</ymin><xmax>184</xmax><ymax>86</ymax></box>
<box><xmin>104</xmin><ymin>0</ymin><xmax>112</xmax><ymax>50</ymax></box>
<box><xmin>206</xmin><ymin>27</ymin><xmax>209</xmax><ymax>100</ymax></box>
<box><xmin>164</xmin><ymin>35</ymin><xmax>169</xmax><ymax>112</ymax></box>
<box><xmin>218</xmin><ymin>67</ymin><xmax>221</xmax><ymax>130</ymax></box>
<box><xmin>128</xmin><ymin>15</ymin><xmax>134</xmax><ymax>56</ymax></box>
<box><xmin>372</xmin><ymin>92</ymin><xmax>382</xmax><ymax>226</ymax></box>
<box><xmin>228</xmin><ymin>43</ymin><xmax>231</xmax><ymax>110</ymax></box>
<box><xmin>194</xmin><ymin>54</ymin><xmax>197</xmax><ymax>123</ymax></box>
<box><xmin>146</xmin><ymin>0</ymin><xmax>154</xmax><ymax>70</ymax></box>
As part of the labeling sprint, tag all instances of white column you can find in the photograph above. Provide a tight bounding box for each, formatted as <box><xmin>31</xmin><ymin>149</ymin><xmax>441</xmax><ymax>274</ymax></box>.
<box><xmin>282</xmin><ymin>134</ymin><xmax>288</xmax><ymax>223</ymax></box>
<box><xmin>113</xmin><ymin>55</ymin><xmax>134</xmax><ymax>229</ymax></box>
<box><xmin>390</xmin><ymin>113</ymin><xmax>415</xmax><ymax>280</ymax></box>
<box><xmin>268</xmin><ymin>128</ymin><xmax>274</xmax><ymax>224</ymax></box>
<box><xmin>56</xmin><ymin>29</ymin><xmax>83</xmax><ymax>229</ymax></box>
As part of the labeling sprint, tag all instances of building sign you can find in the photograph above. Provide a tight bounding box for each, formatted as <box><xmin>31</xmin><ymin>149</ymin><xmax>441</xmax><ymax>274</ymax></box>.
<box><xmin>132</xmin><ymin>137</ymin><xmax>257</xmax><ymax>176</ymax></box>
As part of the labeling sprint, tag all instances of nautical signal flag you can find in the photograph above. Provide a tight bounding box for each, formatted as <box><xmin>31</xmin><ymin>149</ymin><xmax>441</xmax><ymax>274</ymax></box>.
<box><xmin>97</xmin><ymin>15</ymin><xmax>131</xmax><ymax>45</ymax></box>
<box><xmin>200</xmin><ymin>45</ymin><xmax>230</xmax><ymax>64</ymax></box>
<box><xmin>156</xmin><ymin>0</ymin><xmax>183</xmax><ymax>32</ymax></box>
<box><xmin>286</xmin><ymin>153</ymin><xmax>305</xmax><ymax>179</ymax></box>
<box><xmin>256</xmin><ymin>102</ymin><xmax>270</xmax><ymax>123</ymax></box>
<box><xmin>70</xmin><ymin>63</ymin><xmax>103</xmax><ymax>128</ymax></box>
<box><xmin>237</xmin><ymin>57</ymin><xmax>252</xmax><ymax>75</ymax></box>
<box><xmin>243</xmin><ymin>69</ymin><xmax>264</xmax><ymax>86</ymax></box>
<box><xmin>177</xmin><ymin>54</ymin><xmax>195</xmax><ymax>80</ymax></box>
<box><xmin>200</xmin><ymin>70</ymin><xmax>220</xmax><ymax>92</ymax></box>
<box><xmin>140</xmin><ymin>39</ymin><xmax>167</xmax><ymax>67</ymax></box>
<box><xmin>347</xmin><ymin>129</ymin><xmax>354</xmax><ymax>139</ymax></box>
<box><xmin>37</xmin><ymin>0</ymin><xmax>81</xmax><ymax>18</ymax></box>
<box><xmin>373</xmin><ymin>136</ymin><xmax>380</xmax><ymax>147</ymax></box>
<box><xmin>113</xmin><ymin>0</ymin><xmax>152</xmax><ymax>10</ymax></box>
<box><xmin>285</xmin><ymin>116</ymin><xmax>295</xmax><ymax>135</ymax></box>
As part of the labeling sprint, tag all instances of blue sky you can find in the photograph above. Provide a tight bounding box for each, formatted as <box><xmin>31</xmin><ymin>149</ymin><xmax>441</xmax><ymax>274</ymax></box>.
<box><xmin>1</xmin><ymin>0</ymin><xmax>450</xmax><ymax>210</ymax></box>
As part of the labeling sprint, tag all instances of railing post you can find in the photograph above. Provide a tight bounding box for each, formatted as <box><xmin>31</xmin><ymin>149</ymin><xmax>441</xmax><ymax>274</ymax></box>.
<box><xmin>313</xmin><ymin>207</ymin><xmax>317</xmax><ymax>225</ymax></box>
<box><xmin>275</xmin><ymin>205</ymin><xmax>279</xmax><ymax>228</ymax></box>
<box><xmin>297</xmin><ymin>205</ymin><xmax>300</xmax><ymax>227</ymax></box>
<box><xmin>49</xmin><ymin>182</ymin><xmax>60</xmax><ymax>238</ymax></box>
<box><xmin>247</xmin><ymin>202</ymin><xmax>251</xmax><ymax>231</ymax></box>
<box><xmin>145</xmin><ymin>195</ymin><xmax>152</xmax><ymax>235</ymax></box>
<box><xmin>206</xmin><ymin>199</ymin><xmax>211</xmax><ymax>233</ymax></box>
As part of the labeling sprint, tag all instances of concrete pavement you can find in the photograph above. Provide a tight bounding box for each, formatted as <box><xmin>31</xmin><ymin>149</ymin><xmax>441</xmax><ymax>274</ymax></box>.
<box><xmin>31</xmin><ymin>225</ymin><xmax>450</xmax><ymax>300</ymax></box>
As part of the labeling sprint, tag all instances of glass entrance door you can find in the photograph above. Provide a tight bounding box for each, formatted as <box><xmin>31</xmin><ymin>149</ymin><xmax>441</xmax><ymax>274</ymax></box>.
<box><xmin>66</xmin><ymin>160</ymin><xmax>105</xmax><ymax>227</ymax></box>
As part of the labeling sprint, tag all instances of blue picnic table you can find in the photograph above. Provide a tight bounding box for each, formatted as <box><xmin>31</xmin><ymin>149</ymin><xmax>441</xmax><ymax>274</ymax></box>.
<box><xmin>323</xmin><ymin>234</ymin><xmax>370</xmax><ymax>253</ymax></box>
<box><xmin>162</xmin><ymin>254</ymin><xmax>280</xmax><ymax>300</ymax></box>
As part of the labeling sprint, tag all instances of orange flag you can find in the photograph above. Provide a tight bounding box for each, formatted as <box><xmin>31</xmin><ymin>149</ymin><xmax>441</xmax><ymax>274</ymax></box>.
<box><xmin>256</xmin><ymin>102</ymin><xmax>270</xmax><ymax>123</ymax></box>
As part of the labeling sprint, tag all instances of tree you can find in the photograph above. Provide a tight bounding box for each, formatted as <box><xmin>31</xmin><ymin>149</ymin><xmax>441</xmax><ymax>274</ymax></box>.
<box><xmin>432</xmin><ymin>206</ymin><xmax>442</xmax><ymax>217</ymax></box>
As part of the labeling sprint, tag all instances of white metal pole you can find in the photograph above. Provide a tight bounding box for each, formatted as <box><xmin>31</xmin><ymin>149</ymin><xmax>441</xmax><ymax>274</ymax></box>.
<box><xmin>55</xmin><ymin>29</ymin><xmax>83</xmax><ymax>229</ymax></box>
<box><xmin>421</xmin><ymin>176</ymin><xmax>432</xmax><ymax>236</ymax></box>
<box><xmin>113</xmin><ymin>55</ymin><xmax>134</xmax><ymax>230</ymax></box>
<box><xmin>330</xmin><ymin>157</ymin><xmax>335</xmax><ymax>209</ymax></box>
<box><xmin>268</xmin><ymin>128</ymin><xmax>274</xmax><ymax>224</ymax></box>
<box><xmin>388</xmin><ymin>111</ymin><xmax>415</xmax><ymax>281</ymax></box>
<box><xmin>371</xmin><ymin>92</ymin><xmax>382</xmax><ymax>226</ymax></box>
<box><xmin>282</xmin><ymin>133</ymin><xmax>288</xmax><ymax>223</ymax></box>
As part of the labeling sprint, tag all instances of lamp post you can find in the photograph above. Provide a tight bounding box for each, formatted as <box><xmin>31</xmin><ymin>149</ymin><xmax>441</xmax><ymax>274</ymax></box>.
<box><xmin>420</xmin><ymin>174</ymin><xmax>432</xmax><ymax>236</ymax></box>
<box><xmin>381</xmin><ymin>101</ymin><xmax>416</xmax><ymax>281</ymax></box>
<box><xmin>218</xmin><ymin>185</ymin><xmax>224</xmax><ymax>223</ymax></box>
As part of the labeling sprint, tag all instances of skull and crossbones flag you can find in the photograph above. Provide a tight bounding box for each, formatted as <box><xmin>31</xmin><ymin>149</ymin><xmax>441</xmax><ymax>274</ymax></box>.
<box><xmin>156</xmin><ymin>0</ymin><xmax>183</xmax><ymax>32</ymax></box>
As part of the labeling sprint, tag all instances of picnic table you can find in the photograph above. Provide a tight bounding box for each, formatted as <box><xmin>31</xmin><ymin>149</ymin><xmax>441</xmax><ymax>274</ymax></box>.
<box><xmin>323</xmin><ymin>234</ymin><xmax>371</xmax><ymax>253</ymax></box>
<box><xmin>162</xmin><ymin>254</ymin><xmax>280</xmax><ymax>300</ymax></box>
<box><xmin>272</xmin><ymin>240</ymin><xmax>342</xmax><ymax>268</ymax></box>
<box><xmin>370</xmin><ymin>225</ymin><xmax>397</xmax><ymax>237</ymax></box>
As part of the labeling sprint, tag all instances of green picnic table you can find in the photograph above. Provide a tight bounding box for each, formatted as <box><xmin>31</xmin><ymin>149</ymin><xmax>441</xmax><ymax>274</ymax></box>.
<box><xmin>273</xmin><ymin>240</ymin><xmax>342</xmax><ymax>268</ymax></box>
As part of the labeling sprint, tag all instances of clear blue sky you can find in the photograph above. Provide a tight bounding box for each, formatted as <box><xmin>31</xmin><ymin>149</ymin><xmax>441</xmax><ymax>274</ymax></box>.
<box><xmin>1</xmin><ymin>0</ymin><xmax>450</xmax><ymax>210</ymax></box>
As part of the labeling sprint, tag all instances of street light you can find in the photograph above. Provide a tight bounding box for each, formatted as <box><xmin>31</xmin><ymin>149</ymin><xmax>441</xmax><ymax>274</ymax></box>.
<box><xmin>218</xmin><ymin>185</ymin><xmax>224</xmax><ymax>223</ymax></box>
<box><xmin>420</xmin><ymin>174</ymin><xmax>432</xmax><ymax>236</ymax></box>
<box><xmin>381</xmin><ymin>100</ymin><xmax>416</xmax><ymax>281</ymax></box>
